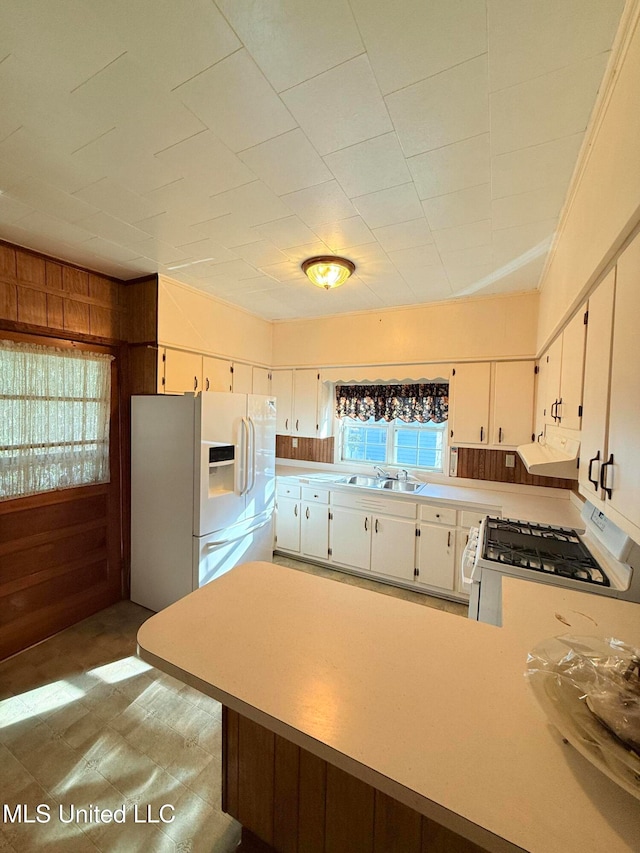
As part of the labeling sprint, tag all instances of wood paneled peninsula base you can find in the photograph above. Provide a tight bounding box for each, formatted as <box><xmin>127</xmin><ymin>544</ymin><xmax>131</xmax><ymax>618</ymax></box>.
<box><xmin>223</xmin><ymin>705</ymin><xmax>486</xmax><ymax>853</ymax></box>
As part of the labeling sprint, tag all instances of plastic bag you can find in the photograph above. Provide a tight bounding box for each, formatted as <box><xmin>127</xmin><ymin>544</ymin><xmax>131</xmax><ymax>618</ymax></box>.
<box><xmin>525</xmin><ymin>635</ymin><xmax>640</xmax><ymax>800</ymax></box>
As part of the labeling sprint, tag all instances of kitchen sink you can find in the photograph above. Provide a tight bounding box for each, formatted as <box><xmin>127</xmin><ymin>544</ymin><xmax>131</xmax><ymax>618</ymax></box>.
<box><xmin>345</xmin><ymin>475</ymin><xmax>380</xmax><ymax>487</ymax></box>
<box><xmin>382</xmin><ymin>480</ymin><xmax>424</xmax><ymax>492</ymax></box>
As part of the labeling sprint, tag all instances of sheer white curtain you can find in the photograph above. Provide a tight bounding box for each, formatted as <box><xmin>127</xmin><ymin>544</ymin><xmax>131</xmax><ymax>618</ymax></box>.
<box><xmin>0</xmin><ymin>339</ymin><xmax>114</xmax><ymax>500</ymax></box>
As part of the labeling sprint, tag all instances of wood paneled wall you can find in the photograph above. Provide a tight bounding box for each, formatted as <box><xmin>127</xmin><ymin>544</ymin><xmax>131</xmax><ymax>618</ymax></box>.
<box><xmin>276</xmin><ymin>436</ymin><xmax>334</xmax><ymax>463</ymax></box>
<box><xmin>457</xmin><ymin>447</ymin><xmax>575</xmax><ymax>490</ymax></box>
<box><xmin>0</xmin><ymin>240</ymin><xmax>159</xmax><ymax>660</ymax></box>
<box><xmin>223</xmin><ymin>706</ymin><xmax>488</xmax><ymax>853</ymax></box>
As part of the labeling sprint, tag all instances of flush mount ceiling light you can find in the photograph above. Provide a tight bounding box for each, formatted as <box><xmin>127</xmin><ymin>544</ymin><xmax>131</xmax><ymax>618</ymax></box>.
<box><xmin>301</xmin><ymin>255</ymin><xmax>355</xmax><ymax>290</ymax></box>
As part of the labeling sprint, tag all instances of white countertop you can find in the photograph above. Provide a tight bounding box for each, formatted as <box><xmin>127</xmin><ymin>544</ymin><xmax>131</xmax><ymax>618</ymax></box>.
<box><xmin>138</xmin><ymin>562</ymin><xmax>640</xmax><ymax>853</ymax></box>
<box><xmin>276</xmin><ymin>464</ymin><xmax>584</xmax><ymax>528</ymax></box>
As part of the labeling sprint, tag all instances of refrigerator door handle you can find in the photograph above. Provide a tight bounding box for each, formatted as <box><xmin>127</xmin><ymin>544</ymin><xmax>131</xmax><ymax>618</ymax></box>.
<box><xmin>239</xmin><ymin>417</ymin><xmax>250</xmax><ymax>495</ymax></box>
<box><xmin>248</xmin><ymin>417</ymin><xmax>257</xmax><ymax>493</ymax></box>
<box><xmin>204</xmin><ymin>516</ymin><xmax>271</xmax><ymax>549</ymax></box>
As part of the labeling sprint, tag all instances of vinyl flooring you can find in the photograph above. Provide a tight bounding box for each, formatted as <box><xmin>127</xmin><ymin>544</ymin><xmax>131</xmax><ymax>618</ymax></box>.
<box><xmin>0</xmin><ymin>557</ymin><xmax>467</xmax><ymax>852</ymax></box>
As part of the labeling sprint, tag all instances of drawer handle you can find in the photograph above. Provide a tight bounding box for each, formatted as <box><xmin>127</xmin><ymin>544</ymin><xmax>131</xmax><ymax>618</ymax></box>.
<box><xmin>375</xmin><ymin>519</ymin><xmax>379</xmax><ymax>533</ymax></box>
<box><xmin>194</xmin><ymin>376</ymin><xmax>198</xmax><ymax>390</ymax></box>
<box><xmin>296</xmin><ymin>419</ymin><xmax>299</xmax><ymax>431</ymax></box>
<box><xmin>206</xmin><ymin>378</ymin><xmax>210</xmax><ymax>391</ymax></box>
<box><xmin>305</xmin><ymin>507</ymin><xmax>310</xmax><ymax>519</ymax></box>
<box><xmin>498</xmin><ymin>427</ymin><xmax>502</xmax><ymax>443</ymax></box>
<box><xmin>480</xmin><ymin>426</ymin><xmax>484</xmax><ymax>442</ymax></box>
<box><xmin>447</xmin><ymin>531</ymin><xmax>451</xmax><ymax>548</ymax></box>
<box><xmin>285</xmin><ymin>418</ymin><xmax>289</xmax><ymax>430</ymax></box>
<box><xmin>364</xmin><ymin>517</ymin><xmax>368</xmax><ymax>532</ymax></box>
<box><xmin>294</xmin><ymin>505</ymin><xmax>298</xmax><ymax>517</ymax></box>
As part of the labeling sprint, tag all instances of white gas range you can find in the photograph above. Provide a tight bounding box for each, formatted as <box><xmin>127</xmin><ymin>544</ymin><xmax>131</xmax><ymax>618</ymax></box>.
<box><xmin>462</xmin><ymin>501</ymin><xmax>639</xmax><ymax>626</ymax></box>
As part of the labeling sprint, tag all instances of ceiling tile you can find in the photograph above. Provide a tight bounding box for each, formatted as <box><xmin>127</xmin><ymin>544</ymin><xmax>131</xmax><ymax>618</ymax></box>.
<box><xmin>75</xmin><ymin>211</ymin><xmax>150</xmax><ymax>246</ymax></box>
<box><xmin>352</xmin><ymin>183</ymin><xmax>423</xmax><ymax>229</ymax></box>
<box><xmin>440</xmin><ymin>244</ymin><xmax>494</xmax><ymax>271</ymax></box>
<box><xmin>165</xmin><ymin>238</ymin><xmax>238</xmax><ymax>265</ymax></box>
<box><xmin>446</xmin><ymin>263</ymin><xmax>496</xmax><ymax>293</ymax></box>
<box><xmin>350</xmin><ymin>0</ymin><xmax>487</xmax><ymax>95</ymax></box>
<box><xmin>132</xmin><ymin>238</ymin><xmax>191</xmax><ymax>266</ymax></box>
<box><xmin>194</xmin><ymin>213</ymin><xmax>260</xmax><ymax>248</ymax></box>
<box><xmin>280</xmin><ymin>181</ymin><xmax>357</xmax><ymax>227</ymax></box>
<box><xmin>281</xmin><ymin>55</ymin><xmax>392</xmax><ymax>155</ymax></box>
<box><xmin>488</xmin><ymin>0</ymin><xmax>624</xmax><ymax>92</ymax></box>
<box><xmin>143</xmin><ymin>178</ymin><xmax>220</xmax><ymax>224</ymax></box>
<box><xmin>372</xmin><ymin>218</ymin><xmax>433</xmax><ymax>252</ymax></box>
<box><xmin>409</xmin><ymin>134</ymin><xmax>490</xmax><ymax>199</ymax></box>
<box><xmin>73</xmin><ymin>177</ymin><xmax>164</xmax><ymax>225</ymax></box>
<box><xmin>490</xmin><ymin>54</ymin><xmax>609</xmax><ymax>155</ymax></box>
<box><xmin>0</xmin><ymin>194</ymin><xmax>34</xmax><ymax>224</ymax></box>
<box><xmin>254</xmin><ymin>216</ymin><xmax>318</xmax><ymax>249</ymax></box>
<box><xmin>154</xmin><ymin>131</ymin><xmax>256</xmax><ymax>196</ymax></box>
<box><xmin>95</xmin><ymin>0</ymin><xmax>241</xmax><ymax>90</ymax></box>
<box><xmin>13</xmin><ymin>211</ymin><xmax>94</xmax><ymax>246</ymax></box>
<box><xmin>472</xmin><ymin>254</ymin><xmax>547</xmax><ymax>297</ymax></box>
<box><xmin>324</xmin><ymin>132</ymin><xmax>412</xmax><ymax>199</ymax></box>
<box><xmin>387</xmin><ymin>243</ymin><xmax>442</xmax><ymax>272</ymax></box>
<box><xmin>433</xmin><ymin>219</ymin><xmax>491</xmax><ymax>254</ymax></box>
<box><xmin>9</xmin><ymin>177</ymin><xmax>100</xmax><ymax>224</ymax></box>
<box><xmin>208</xmin><ymin>181</ymin><xmax>292</xmax><ymax>226</ymax></box>
<box><xmin>79</xmin><ymin>237</ymin><xmax>145</xmax><ymax>264</ymax></box>
<box><xmin>422</xmin><ymin>183</ymin><xmax>491</xmax><ymax>231</ymax></box>
<box><xmin>259</xmin><ymin>261</ymin><xmax>307</xmax><ymax>283</ymax></box>
<box><xmin>387</xmin><ymin>55</ymin><xmax>489</xmax><ymax>157</ymax></box>
<box><xmin>197</xmin><ymin>258</ymin><xmax>263</xmax><ymax>282</ymax></box>
<box><xmin>491</xmin><ymin>185</ymin><xmax>567</xmax><ymax>231</ymax></box>
<box><xmin>176</xmin><ymin>50</ymin><xmax>297</xmax><ymax>153</ymax></box>
<box><xmin>401</xmin><ymin>264</ymin><xmax>452</xmax><ymax>300</ymax></box>
<box><xmin>238</xmin><ymin>130</ymin><xmax>333</xmax><ymax>196</ymax></box>
<box><xmin>134</xmin><ymin>213</ymin><xmax>216</xmax><ymax>249</ymax></box>
<box><xmin>216</xmin><ymin>0</ymin><xmax>363</xmax><ymax>93</ymax></box>
<box><xmin>233</xmin><ymin>240</ymin><xmax>289</xmax><ymax>268</ymax></box>
<box><xmin>314</xmin><ymin>217</ymin><xmax>376</xmax><ymax>252</ymax></box>
<box><xmin>492</xmin><ymin>218</ymin><xmax>558</xmax><ymax>267</ymax></box>
<box><xmin>281</xmin><ymin>241</ymin><xmax>333</xmax><ymax>264</ymax></box>
<box><xmin>491</xmin><ymin>133</ymin><xmax>584</xmax><ymax>199</ymax></box>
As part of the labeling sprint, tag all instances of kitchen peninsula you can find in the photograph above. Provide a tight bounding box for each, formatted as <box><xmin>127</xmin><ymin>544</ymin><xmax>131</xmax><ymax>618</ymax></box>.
<box><xmin>137</xmin><ymin>562</ymin><xmax>640</xmax><ymax>853</ymax></box>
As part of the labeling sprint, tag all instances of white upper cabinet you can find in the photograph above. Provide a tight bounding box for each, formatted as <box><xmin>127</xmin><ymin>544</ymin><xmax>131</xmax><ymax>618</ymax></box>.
<box><xmin>162</xmin><ymin>348</ymin><xmax>203</xmax><ymax>394</ymax></box>
<box><xmin>491</xmin><ymin>361</ymin><xmax>535</xmax><ymax>447</ymax></box>
<box><xmin>605</xmin><ymin>233</ymin><xmax>640</xmax><ymax>533</ymax></box>
<box><xmin>271</xmin><ymin>368</ymin><xmax>320</xmax><ymax>437</ymax></box>
<box><xmin>203</xmin><ymin>355</ymin><xmax>232</xmax><ymax>392</ymax></box>
<box><xmin>252</xmin><ymin>367</ymin><xmax>271</xmax><ymax>396</ymax></box>
<box><xmin>232</xmin><ymin>362</ymin><xmax>253</xmax><ymax>395</ymax></box>
<box><xmin>271</xmin><ymin>370</ymin><xmax>294</xmax><ymax>434</ymax></box>
<box><xmin>538</xmin><ymin>308</ymin><xmax>587</xmax><ymax>432</ymax></box>
<box><xmin>578</xmin><ymin>269</ymin><xmax>615</xmax><ymax>500</ymax></box>
<box><xmin>450</xmin><ymin>362</ymin><xmax>490</xmax><ymax>445</ymax></box>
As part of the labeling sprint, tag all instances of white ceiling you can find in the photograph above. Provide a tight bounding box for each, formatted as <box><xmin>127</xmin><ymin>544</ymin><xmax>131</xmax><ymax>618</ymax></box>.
<box><xmin>0</xmin><ymin>0</ymin><xmax>625</xmax><ymax>321</ymax></box>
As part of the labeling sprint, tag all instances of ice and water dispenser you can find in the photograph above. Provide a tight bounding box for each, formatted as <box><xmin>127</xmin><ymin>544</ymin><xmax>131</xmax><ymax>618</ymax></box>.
<box><xmin>206</xmin><ymin>442</ymin><xmax>235</xmax><ymax>496</ymax></box>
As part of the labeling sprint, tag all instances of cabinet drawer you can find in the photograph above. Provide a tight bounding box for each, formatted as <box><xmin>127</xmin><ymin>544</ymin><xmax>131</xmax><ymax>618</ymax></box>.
<box><xmin>460</xmin><ymin>509</ymin><xmax>494</xmax><ymax>529</ymax></box>
<box><xmin>302</xmin><ymin>487</ymin><xmax>329</xmax><ymax>504</ymax></box>
<box><xmin>276</xmin><ymin>483</ymin><xmax>301</xmax><ymax>498</ymax></box>
<box><xmin>419</xmin><ymin>504</ymin><xmax>457</xmax><ymax>526</ymax></box>
<box><xmin>331</xmin><ymin>490</ymin><xmax>417</xmax><ymax>519</ymax></box>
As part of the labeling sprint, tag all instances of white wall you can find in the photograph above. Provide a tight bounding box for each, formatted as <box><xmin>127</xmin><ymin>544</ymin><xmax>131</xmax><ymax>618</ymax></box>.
<box><xmin>158</xmin><ymin>276</ymin><xmax>273</xmax><ymax>365</ymax></box>
<box><xmin>537</xmin><ymin>7</ymin><xmax>640</xmax><ymax>351</ymax></box>
<box><xmin>272</xmin><ymin>291</ymin><xmax>538</xmax><ymax>368</ymax></box>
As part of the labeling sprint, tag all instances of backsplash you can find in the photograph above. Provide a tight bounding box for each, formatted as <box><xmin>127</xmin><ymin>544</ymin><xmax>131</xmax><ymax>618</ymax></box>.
<box><xmin>456</xmin><ymin>447</ymin><xmax>576</xmax><ymax>490</ymax></box>
<box><xmin>276</xmin><ymin>435</ymin><xmax>334</xmax><ymax>463</ymax></box>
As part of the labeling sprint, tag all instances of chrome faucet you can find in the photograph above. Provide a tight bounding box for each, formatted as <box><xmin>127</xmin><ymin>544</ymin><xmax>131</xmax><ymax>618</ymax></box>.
<box><xmin>399</xmin><ymin>469</ymin><xmax>409</xmax><ymax>481</ymax></box>
<box><xmin>374</xmin><ymin>466</ymin><xmax>391</xmax><ymax>479</ymax></box>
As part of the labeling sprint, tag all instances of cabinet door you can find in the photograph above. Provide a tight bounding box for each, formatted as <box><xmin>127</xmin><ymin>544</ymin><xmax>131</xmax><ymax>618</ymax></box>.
<box><xmin>203</xmin><ymin>356</ymin><xmax>232</xmax><ymax>392</ymax></box>
<box><xmin>275</xmin><ymin>497</ymin><xmax>300</xmax><ymax>552</ymax></box>
<box><xmin>252</xmin><ymin>367</ymin><xmax>271</xmax><ymax>396</ymax></box>
<box><xmin>232</xmin><ymin>362</ymin><xmax>253</xmax><ymax>395</ymax></box>
<box><xmin>164</xmin><ymin>349</ymin><xmax>202</xmax><ymax>394</ymax></box>
<box><xmin>330</xmin><ymin>508</ymin><xmax>371</xmax><ymax>570</ymax></box>
<box><xmin>492</xmin><ymin>361</ymin><xmax>535</xmax><ymax>447</ymax></box>
<box><xmin>416</xmin><ymin>524</ymin><xmax>456</xmax><ymax>590</ymax></box>
<box><xmin>272</xmin><ymin>370</ymin><xmax>293</xmax><ymax>434</ymax></box>
<box><xmin>533</xmin><ymin>355</ymin><xmax>547</xmax><ymax>440</ymax></box>
<box><xmin>293</xmin><ymin>369</ymin><xmax>319</xmax><ymax>437</ymax></box>
<box><xmin>370</xmin><ymin>515</ymin><xmax>416</xmax><ymax>582</ymax></box>
<box><xmin>558</xmin><ymin>306</ymin><xmax>587</xmax><ymax>430</ymax></box>
<box><xmin>607</xmin><ymin>234</ymin><xmax>640</xmax><ymax>530</ymax></box>
<box><xmin>301</xmin><ymin>502</ymin><xmax>330</xmax><ymax>560</ymax></box>
<box><xmin>544</xmin><ymin>337</ymin><xmax>562</xmax><ymax>426</ymax></box>
<box><xmin>578</xmin><ymin>271</ymin><xmax>615</xmax><ymax>500</ymax></box>
<box><xmin>451</xmin><ymin>363</ymin><xmax>490</xmax><ymax>444</ymax></box>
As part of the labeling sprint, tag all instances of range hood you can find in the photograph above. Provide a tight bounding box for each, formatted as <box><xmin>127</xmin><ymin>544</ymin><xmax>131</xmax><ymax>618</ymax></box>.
<box><xmin>517</xmin><ymin>427</ymin><xmax>580</xmax><ymax>480</ymax></box>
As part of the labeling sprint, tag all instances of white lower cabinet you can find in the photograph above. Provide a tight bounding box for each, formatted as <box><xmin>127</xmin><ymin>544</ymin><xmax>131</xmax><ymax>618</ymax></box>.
<box><xmin>416</xmin><ymin>524</ymin><xmax>456</xmax><ymax>590</ymax></box>
<box><xmin>275</xmin><ymin>496</ymin><xmax>300</xmax><ymax>552</ymax></box>
<box><xmin>370</xmin><ymin>515</ymin><xmax>417</xmax><ymax>582</ymax></box>
<box><xmin>330</xmin><ymin>508</ymin><xmax>372</xmax><ymax>570</ymax></box>
<box><xmin>301</xmin><ymin>488</ymin><xmax>330</xmax><ymax>560</ymax></box>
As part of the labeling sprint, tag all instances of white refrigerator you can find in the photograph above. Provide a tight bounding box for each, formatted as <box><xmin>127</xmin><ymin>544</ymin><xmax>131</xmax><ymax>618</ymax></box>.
<box><xmin>130</xmin><ymin>391</ymin><xmax>276</xmax><ymax>611</ymax></box>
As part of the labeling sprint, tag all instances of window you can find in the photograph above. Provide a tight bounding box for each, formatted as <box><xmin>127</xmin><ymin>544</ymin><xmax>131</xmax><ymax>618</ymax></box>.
<box><xmin>336</xmin><ymin>382</ymin><xmax>449</xmax><ymax>473</ymax></box>
<box><xmin>0</xmin><ymin>339</ymin><xmax>114</xmax><ymax>500</ymax></box>
<box><xmin>341</xmin><ymin>418</ymin><xmax>446</xmax><ymax>472</ymax></box>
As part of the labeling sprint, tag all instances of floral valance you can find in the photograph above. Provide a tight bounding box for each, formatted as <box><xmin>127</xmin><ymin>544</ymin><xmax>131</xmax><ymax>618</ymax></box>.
<box><xmin>336</xmin><ymin>383</ymin><xmax>448</xmax><ymax>424</ymax></box>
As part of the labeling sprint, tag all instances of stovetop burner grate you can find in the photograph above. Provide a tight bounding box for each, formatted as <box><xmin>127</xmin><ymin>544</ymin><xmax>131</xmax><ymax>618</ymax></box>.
<box><xmin>482</xmin><ymin>517</ymin><xmax>610</xmax><ymax>586</ymax></box>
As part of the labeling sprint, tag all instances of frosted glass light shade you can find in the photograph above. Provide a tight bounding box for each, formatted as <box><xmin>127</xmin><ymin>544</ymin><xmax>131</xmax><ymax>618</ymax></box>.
<box><xmin>301</xmin><ymin>256</ymin><xmax>355</xmax><ymax>290</ymax></box>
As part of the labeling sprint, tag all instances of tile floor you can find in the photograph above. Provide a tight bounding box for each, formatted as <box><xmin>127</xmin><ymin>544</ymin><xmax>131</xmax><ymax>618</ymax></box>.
<box><xmin>0</xmin><ymin>558</ymin><xmax>467</xmax><ymax>852</ymax></box>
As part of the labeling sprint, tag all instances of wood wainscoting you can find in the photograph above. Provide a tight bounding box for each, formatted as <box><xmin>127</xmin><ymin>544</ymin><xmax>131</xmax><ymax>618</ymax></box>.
<box><xmin>276</xmin><ymin>435</ymin><xmax>334</xmax><ymax>463</ymax></box>
<box><xmin>223</xmin><ymin>707</ymin><xmax>487</xmax><ymax>853</ymax></box>
<box><xmin>456</xmin><ymin>447</ymin><xmax>575</xmax><ymax>490</ymax></box>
